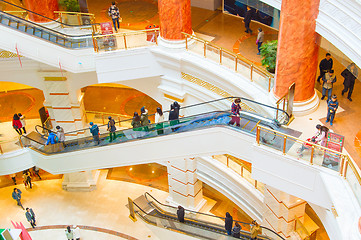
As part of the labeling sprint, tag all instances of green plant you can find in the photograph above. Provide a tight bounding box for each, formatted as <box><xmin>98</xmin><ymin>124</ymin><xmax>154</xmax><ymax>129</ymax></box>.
<box><xmin>260</xmin><ymin>40</ymin><xmax>278</xmax><ymax>74</ymax></box>
<box><xmin>59</xmin><ymin>0</ymin><xmax>80</xmax><ymax>12</ymax></box>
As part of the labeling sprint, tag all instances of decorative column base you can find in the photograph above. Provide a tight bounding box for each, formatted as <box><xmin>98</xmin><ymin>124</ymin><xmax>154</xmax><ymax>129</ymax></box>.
<box><xmin>62</xmin><ymin>170</ymin><xmax>100</xmax><ymax>192</ymax></box>
<box><xmin>270</xmin><ymin>89</ymin><xmax>319</xmax><ymax>117</ymax></box>
<box><xmin>158</xmin><ymin>34</ymin><xmax>195</xmax><ymax>51</ymax></box>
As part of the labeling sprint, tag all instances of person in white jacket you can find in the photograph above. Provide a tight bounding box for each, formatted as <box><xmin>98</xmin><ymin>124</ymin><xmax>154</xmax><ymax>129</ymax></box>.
<box><xmin>73</xmin><ymin>225</ymin><xmax>81</xmax><ymax>240</ymax></box>
<box><xmin>56</xmin><ymin>126</ymin><xmax>66</xmax><ymax>147</ymax></box>
<box><xmin>155</xmin><ymin>107</ymin><xmax>164</xmax><ymax>135</ymax></box>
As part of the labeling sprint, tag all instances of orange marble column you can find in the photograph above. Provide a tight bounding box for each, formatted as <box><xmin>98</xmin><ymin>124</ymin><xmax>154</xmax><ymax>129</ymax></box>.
<box><xmin>24</xmin><ymin>0</ymin><xmax>59</xmax><ymax>22</ymax></box>
<box><xmin>274</xmin><ymin>0</ymin><xmax>320</xmax><ymax>101</ymax></box>
<box><xmin>158</xmin><ymin>0</ymin><xmax>192</xmax><ymax>40</ymax></box>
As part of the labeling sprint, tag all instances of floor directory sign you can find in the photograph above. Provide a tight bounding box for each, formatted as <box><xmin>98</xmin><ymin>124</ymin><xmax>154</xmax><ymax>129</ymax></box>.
<box><xmin>322</xmin><ymin>132</ymin><xmax>345</xmax><ymax>170</ymax></box>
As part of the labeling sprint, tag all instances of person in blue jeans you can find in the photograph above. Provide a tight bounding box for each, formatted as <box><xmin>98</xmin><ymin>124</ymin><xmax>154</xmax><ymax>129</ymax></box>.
<box><xmin>108</xmin><ymin>2</ymin><xmax>120</xmax><ymax>32</ymax></box>
<box><xmin>89</xmin><ymin>122</ymin><xmax>100</xmax><ymax>145</ymax></box>
<box><xmin>12</xmin><ymin>188</ymin><xmax>24</xmax><ymax>209</ymax></box>
<box><xmin>321</xmin><ymin>70</ymin><xmax>336</xmax><ymax>100</ymax></box>
<box><xmin>326</xmin><ymin>95</ymin><xmax>339</xmax><ymax>126</ymax></box>
<box><xmin>225</xmin><ymin>212</ymin><xmax>233</xmax><ymax>235</ymax></box>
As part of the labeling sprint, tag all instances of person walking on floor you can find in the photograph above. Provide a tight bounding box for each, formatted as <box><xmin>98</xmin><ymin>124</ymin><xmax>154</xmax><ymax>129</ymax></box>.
<box><xmin>341</xmin><ymin>62</ymin><xmax>358</xmax><ymax>101</ymax></box>
<box><xmin>108</xmin><ymin>2</ymin><xmax>120</xmax><ymax>32</ymax></box>
<box><xmin>243</xmin><ymin>6</ymin><xmax>253</xmax><ymax>34</ymax></box>
<box><xmin>12</xmin><ymin>113</ymin><xmax>22</xmax><ymax>135</ymax></box>
<box><xmin>317</xmin><ymin>53</ymin><xmax>333</xmax><ymax>83</ymax></box>
<box><xmin>256</xmin><ymin>28</ymin><xmax>264</xmax><ymax>55</ymax></box>
<box><xmin>12</xmin><ymin>188</ymin><xmax>24</xmax><ymax>209</ymax></box>
<box><xmin>10</xmin><ymin>173</ymin><xmax>17</xmax><ymax>185</ymax></box>
<box><xmin>326</xmin><ymin>95</ymin><xmax>339</xmax><ymax>126</ymax></box>
<box><xmin>56</xmin><ymin>126</ymin><xmax>66</xmax><ymax>147</ymax></box>
<box><xmin>107</xmin><ymin>116</ymin><xmax>117</xmax><ymax>142</ymax></box>
<box><xmin>25</xmin><ymin>207</ymin><xmax>36</xmax><ymax>228</ymax></box>
<box><xmin>232</xmin><ymin>221</ymin><xmax>242</xmax><ymax>238</ymax></box>
<box><xmin>225</xmin><ymin>212</ymin><xmax>233</xmax><ymax>235</ymax></box>
<box><xmin>251</xmin><ymin>220</ymin><xmax>262</xmax><ymax>240</ymax></box>
<box><xmin>321</xmin><ymin>69</ymin><xmax>336</xmax><ymax>100</ymax></box>
<box><xmin>89</xmin><ymin>122</ymin><xmax>100</xmax><ymax>145</ymax></box>
<box><xmin>23</xmin><ymin>170</ymin><xmax>32</xmax><ymax>189</ymax></box>
<box><xmin>18</xmin><ymin>113</ymin><xmax>26</xmax><ymax>134</ymax></box>
<box><xmin>32</xmin><ymin>166</ymin><xmax>42</xmax><ymax>180</ymax></box>
<box><xmin>229</xmin><ymin>98</ymin><xmax>242</xmax><ymax>127</ymax></box>
<box><xmin>65</xmin><ymin>226</ymin><xmax>74</xmax><ymax>240</ymax></box>
<box><xmin>177</xmin><ymin>205</ymin><xmax>185</xmax><ymax>223</ymax></box>
<box><xmin>155</xmin><ymin>107</ymin><xmax>164</xmax><ymax>135</ymax></box>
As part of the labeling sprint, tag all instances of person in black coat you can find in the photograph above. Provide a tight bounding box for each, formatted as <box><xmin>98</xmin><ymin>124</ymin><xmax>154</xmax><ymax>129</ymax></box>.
<box><xmin>177</xmin><ymin>205</ymin><xmax>185</xmax><ymax>223</ymax></box>
<box><xmin>169</xmin><ymin>102</ymin><xmax>180</xmax><ymax>131</ymax></box>
<box><xmin>244</xmin><ymin>6</ymin><xmax>253</xmax><ymax>34</ymax></box>
<box><xmin>341</xmin><ymin>62</ymin><xmax>358</xmax><ymax>101</ymax></box>
<box><xmin>317</xmin><ymin>53</ymin><xmax>333</xmax><ymax>83</ymax></box>
<box><xmin>225</xmin><ymin>212</ymin><xmax>233</xmax><ymax>235</ymax></box>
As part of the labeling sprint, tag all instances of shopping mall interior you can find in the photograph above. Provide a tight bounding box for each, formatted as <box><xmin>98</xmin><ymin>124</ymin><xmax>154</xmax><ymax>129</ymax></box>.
<box><xmin>0</xmin><ymin>0</ymin><xmax>360</xmax><ymax>239</ymax></box>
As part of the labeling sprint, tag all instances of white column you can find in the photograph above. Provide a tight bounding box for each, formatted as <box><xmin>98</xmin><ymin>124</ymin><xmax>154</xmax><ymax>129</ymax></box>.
<box><xmin>263</xmin><ymin>185</ymin><xmax>307</xmax><ymax>239</ymax></box>
<box><xmin>41</xmin><ymin>72</ymin><xmax>86</xmax><ymax>138</ymax></box>
<box><xmin>167</xmin><ymin>157</ymin><xmax>206</xmax><ymax>211</ymax></box>
<box><xmin>62</xmin><ymin>170</ymin><xmax>100</xmax><ymax>192</ymax></box>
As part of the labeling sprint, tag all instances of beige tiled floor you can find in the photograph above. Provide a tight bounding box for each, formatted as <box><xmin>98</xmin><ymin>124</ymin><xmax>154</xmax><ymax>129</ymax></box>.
<box><xmin>0</xmin><ymin>170</ymin><xmax>198</xmax><ymax>240</ymax></box>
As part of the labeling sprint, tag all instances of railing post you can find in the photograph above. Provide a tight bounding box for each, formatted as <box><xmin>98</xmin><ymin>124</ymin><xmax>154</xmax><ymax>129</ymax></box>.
<box><xmin>255</xmin><ymin>180</ymin><xmax>258</xmax><ymax>189</ymax></box>
<box><xmin>0</xmin><ymin>144</ymin><xmax>3</xmax><ymax>154</ymax></box>
<box><xmin>124</xmin><ymin>34</ymin><xmax>127</xmax><ymax>49</ymax></box>
<box><xmin>310</xmin><ymin>146</ymin><xmax>314</xmax><ymax>164</ymax></box>
<box><xmin>235</xmin><ymin>57</ymin><xmax>237</xmax><ymax>72</ymax></box>
<box><xmin>256</xmin><ymin>126</ymin><xmax>260</xmax><ymax>145</ymax></box>
<box><xmin>283</xmin><ymin>136</ymin><xmax>287</xmax><ymax>154</ymax></box>
<box><xmin>268</xmin><ymin>76</ymin><xmax>271</xmax><ymax>92</ymax></box>
<box><xmin>118</xmin><ymin>116</ymin><xmax>121</xmax><ymax>127</ymax></box>
<box><xmin>276</xmin><ymin>103</ymin><xmax>280</xmax><ymax>120</ymax></box>
<box><xmin>204</xmin><ymin>42</ymin><xmax>206</xmax><ymax>57</ymax></box>
<box><xmin>241</xmin><ymin>166</ymin><xmax>243</xmax><ymax>177</ymax></box>
<box><xmin>19</xmin><ymin>137</ymin><xmax>24</xmax><ymax>148</ymax></box>
<box><xmin>185</xmin><ymin>36</ymin><xmax>188</xmax><ymax>50</ymax></box>
<box><xmin>339</xmin><ymin>155</ymin><xmax>346</xmax><ymax>177</ymax></box>
<box><xmin>59</xmin><ymin>13</ymin><xmax>64</xmax><ymax>28</ymax></box>
<box><xmin>250</xmin><ymin>64</ymin><xmax>254</xmax><ymax>81</ymax></box>
<box><xmin>283</xmin><ymin>98</ymin><xmax>286</xmax><ymax>111</ymax></box>
<box><xmin>343</xmin><ymin>160</ymin><xmax>348</xmax><ymax>178</ymax></box>
<box><xmin>227</xmin><ymin>156</ymin><xmax>229</xmax><ymax>167</ymax></box>
<box><xmin>220</xmin><ymin>49</ymin><xmax>222</xmax><ymax>65</ymax></box>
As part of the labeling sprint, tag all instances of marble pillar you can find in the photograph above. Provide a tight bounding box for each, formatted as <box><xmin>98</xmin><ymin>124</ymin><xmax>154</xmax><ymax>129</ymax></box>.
<box><xmin>263</xmin><ymin>186</ymin><xmax>307</xmax><ymax>239</ymax></box>
<box><xmin>62</xmin><ymin>170</ymin><xmax>100</xmax><ymax>191</ymax></box>
<box><xmin>41</xmin><ymin>72</ymin><xmax>86</xmax><ymax>139</ymax></box>
<box><xmin>167</xmin><ymin>158</ymin><xmax>206</xmax><ymax>211</ymax></box>
<box><xmin>24</xmin><ymin>0</ymin><xmax>59</xmax><ymax>22</ymax></box>
<box><xmin>274</xmin><ymin>0</ymin><xmax>320</xmax><ymax>102</ymax></box>
<box><xmin>158</xmin><ymin>0</ymin><xmax>192</xmax><ymax>40</ymax></box>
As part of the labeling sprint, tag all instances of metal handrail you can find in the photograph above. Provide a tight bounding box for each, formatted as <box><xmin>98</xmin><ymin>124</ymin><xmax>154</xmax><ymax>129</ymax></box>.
<box><xmin>144</xmin><ymin>192</ymin><xmax>284</xmax><ymax>239</ymax></box>
<box><xmin>92</xmin><ymin>28</ymin><xmax>160</xmax><ymax>39</ymax></box>
<box><xmin>0</xmin><ymin>0</ymin><xmax>99</xmax><ymax>27</ymax></box>
<box><xmin>36</xmin><ymin>96</ymin><xmax>290</xmax><ymax>136</ymax></box>
<box><xmin>182</xmin><ymin>32</ymin><xmax>274</xmax><ymax>84</ymax></box>
<box><xmin>256</xmin><ymin>124</ymin><xmax>361</xmax><ymax>205</ymax></box>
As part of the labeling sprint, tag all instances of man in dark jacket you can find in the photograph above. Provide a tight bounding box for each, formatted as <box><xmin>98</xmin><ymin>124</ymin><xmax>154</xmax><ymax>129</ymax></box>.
<box><xmin>326</xmin><ymin>95</ymin><xmax>338</xmax><ymax>126</ymax></box>
<box><xmin>244</xmin><ymin>6</ymin><xmax>253</xmax><ymax>34</ymax></box>
<box><xmin>317</xmin><ymin>53</ymin><xmax>333</xmax><ymax>83</ymax></box>
<box><xmin>225</xmin><ymin>212</ymin><xmax>233</xmax><ymax>235</ymax></box>
<box><xmin>25</xmin><ymin>208</ymin><xmax>36</xmax><ymax>228</ymax></box>
<box><xmin>12</xmin><ymin>188</ymin><xmax>24</xmax><ymax>209</ymax></box>
<box><xmin>89</xmin><ymin>122</ymin><xmax>100</xmax><ymax>145</ymax></box>
<box><xmin>177</xmin><ymin>205</ymin><xmax>185</xmax><ymax>223</ymax></box>
<box><xmin>341</xmin><ymin>62</ymin><xmax>358</xmax><ymax>101</ymax></box>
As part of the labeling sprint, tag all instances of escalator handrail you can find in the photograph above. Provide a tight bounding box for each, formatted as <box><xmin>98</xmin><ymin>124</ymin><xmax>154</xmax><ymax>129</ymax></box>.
<box><xmin>0</xmin><ymin>10</ymin><xmax>94</xmax><ymax>39</ymax></box>
<box><xmin>0</xmin><ymin>0</ymin><xmax>100</xmax><ymax>28</ymax></box>
<box><xmin>35</xmin><ymin>96</ymin><xmax>289</xmax><ymax>137</ymax></box>
<box><xmin>145</xmin><ymin>192</ymin><xmax>285</xmax><ymax>240</ymax></box>
<box><xmin>20</xmin><ymin>134</ymin><xmax>46</xmax><ymax>146</ymax></box>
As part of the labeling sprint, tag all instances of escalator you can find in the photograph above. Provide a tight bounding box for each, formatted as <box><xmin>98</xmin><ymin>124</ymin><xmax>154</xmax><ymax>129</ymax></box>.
<box><xmin>21</xmin><ymin>97</ymin><xmax>297</xmax><ymax>155</ymax></box>
<box><xmin>0</xmin><ymin>0</ymin><xmax>96</xmax><ymax>49</ymax></box>
<box><xmin>130</xmin><ymin>192</ymin><xmax>285</xmax><ymax>240</ymax></box>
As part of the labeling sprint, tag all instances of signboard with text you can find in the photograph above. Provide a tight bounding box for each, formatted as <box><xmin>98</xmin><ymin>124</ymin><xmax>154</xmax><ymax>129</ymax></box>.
<box><xmin>322</xmin><ymin>132</ymin><xmax>345</xmax><ymax>170</ymax></box>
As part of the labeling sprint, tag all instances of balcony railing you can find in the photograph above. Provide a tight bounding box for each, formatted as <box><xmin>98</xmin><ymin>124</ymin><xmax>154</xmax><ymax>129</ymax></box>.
<box><xmin>182</xmin><ymin>32</ymin><xmax>274</xmax><ymax>93</ymax></box>
<box><xmin>256</xmin><ymin>125</ymin><xmax>361</xmax><ymax>206</ymax></box>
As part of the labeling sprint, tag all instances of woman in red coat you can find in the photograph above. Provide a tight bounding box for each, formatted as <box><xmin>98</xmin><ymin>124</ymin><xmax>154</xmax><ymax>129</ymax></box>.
<box><xmin>12</xmin><ymin>114</ymin><xmax>23</xmax><ymax>135</ymax></box>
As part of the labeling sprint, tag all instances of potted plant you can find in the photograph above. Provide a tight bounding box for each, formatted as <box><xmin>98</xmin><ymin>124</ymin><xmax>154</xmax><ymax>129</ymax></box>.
<box><xmin>58</xmin><ymin>0</ymin><xmax>81</xmax><ymax>25</ymax></box>
<box><xmin>260</xmin><ymin>40</ymin><xmax>278</xmax><ymax>74</ymax></box>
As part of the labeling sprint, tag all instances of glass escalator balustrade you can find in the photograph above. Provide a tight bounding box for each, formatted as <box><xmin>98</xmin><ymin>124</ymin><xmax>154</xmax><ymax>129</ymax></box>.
<box><xmin>20</xmin><ymin>97</ymin><xmax>290</xmax><ymax>155</ymax></box>
<box><xmin>130</xmin><ymin>192</ymin><xmax>285</xmax><ymax>240</ymax></box>
<box><xmin>0</xmin><ymin>0</ymin><xmax>94</xmax><ymax>49</ymax></box>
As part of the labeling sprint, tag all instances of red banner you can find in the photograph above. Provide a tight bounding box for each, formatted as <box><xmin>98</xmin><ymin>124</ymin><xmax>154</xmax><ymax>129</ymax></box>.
<box><xmin>100</xmin><ymin>22</ymin><xmax>113</xmax><ymax>35</ymax></box>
